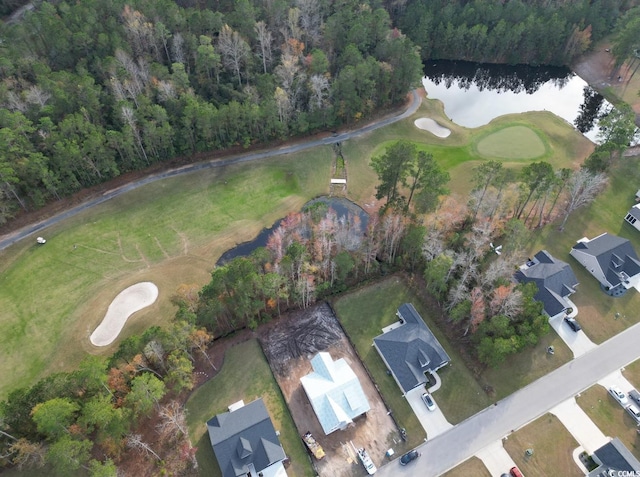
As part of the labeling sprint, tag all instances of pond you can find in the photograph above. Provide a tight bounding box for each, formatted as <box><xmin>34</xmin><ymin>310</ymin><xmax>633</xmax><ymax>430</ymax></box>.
<box><xmin>216</xmin><ymin>196</ymin><xmax>369</xmax><ymax>266</ymax></box>
<box><xmin>422</xmin><ymin>60</ymin><xmax>609</xmax><ymax>142</ymax></box>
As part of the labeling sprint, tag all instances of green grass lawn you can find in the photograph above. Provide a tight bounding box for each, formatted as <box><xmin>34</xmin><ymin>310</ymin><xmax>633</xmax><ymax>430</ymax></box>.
<box><xmin>576</xmin><ymin>385</ymin><xmax>640</xmax><ymax>461</ymax></box>
<box><xmin>528</xmin><ymin>156</ymin><xmax>640</xmax><ymax>344</ymax></box>
<box><xmin>332</xmin><ymin>276</ymin><xmax>492</xmax><ymax>429</ymax></box>
<box><xmin>623</xmin><ymin>359</ymin><xmax>640</xmax><ymax>389</ymax></box>
<box><xmin>479</xmin><ymin>332</ymin><xmax>574</xmax><ymax>400</ymax></box>
<box><xmin>504</xmin><ymin>414</ymin><xmax>582</xmax><ymax>477</ymax></box>
<box><xmin>441</xmin><ymin>457</ymin><xmax>491</xmax><ymax>477</ymax></box>
<box><xmin>475</xmin><ymin>125</ymin><xmax>547</xmax><ymax>159</ymax></box>
<box><xmin>185</xmin><ymin>339</ymin><xmax>313</xmax><ymax>477</ymax></box>
<box><xmin>0</xmin><ymin>149</ymin><xmax>332</xmax><ymax>399</ymax></box>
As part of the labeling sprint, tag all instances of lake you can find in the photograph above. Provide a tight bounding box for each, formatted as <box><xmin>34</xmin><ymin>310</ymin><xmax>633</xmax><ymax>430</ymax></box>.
<box><xmin>422</xmin><ymin>60</ymin><xmax>609</xmax><ymax>142</ymax></box>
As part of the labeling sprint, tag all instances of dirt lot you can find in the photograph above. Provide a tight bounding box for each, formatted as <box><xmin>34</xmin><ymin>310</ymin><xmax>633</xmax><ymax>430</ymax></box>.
<box><xmin>572</xmin><ymin>40</ymin><xmax>640</xmax><ymax>122</ymax></box>
<box><xmin>260</xmin><ymin>303</ymin><xmax>401</xmax><ymax>477</ymax></box>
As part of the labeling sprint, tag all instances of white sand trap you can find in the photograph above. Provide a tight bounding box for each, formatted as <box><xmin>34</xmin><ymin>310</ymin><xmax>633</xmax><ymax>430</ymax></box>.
<box><xmin>414</xmin><ymin>117</ymin><xmax>451</xmax><ymax>138</ymax></box>
<box><xmin>90</xmin><ymin>282</ymin><xmax>158</xmax><ymax>346</ymax></box>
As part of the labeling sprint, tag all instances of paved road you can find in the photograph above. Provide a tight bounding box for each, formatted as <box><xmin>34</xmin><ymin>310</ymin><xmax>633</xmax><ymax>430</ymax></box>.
<box><xmin>0</xmin><ymin>90</ymin><xmax>421</xmax><ymax>252</ymax></box>
<box><xmin>378</xmin><ymin>320</ymin><xmax>640</xmax><ymax>477</ymax></box>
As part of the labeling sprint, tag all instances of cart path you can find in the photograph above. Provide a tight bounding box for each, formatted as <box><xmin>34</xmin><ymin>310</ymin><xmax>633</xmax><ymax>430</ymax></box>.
<box><xmin>0</xmin><ymin>90</ymin><xmax>421</xmax><ymax>252</ymax></box>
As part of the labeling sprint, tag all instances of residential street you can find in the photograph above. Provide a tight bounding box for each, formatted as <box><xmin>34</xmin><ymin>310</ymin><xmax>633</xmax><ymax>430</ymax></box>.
<box><xmin>377</xmin><ymin>320</ymin><xmax>640</xmax><ymax>477</ymax></box>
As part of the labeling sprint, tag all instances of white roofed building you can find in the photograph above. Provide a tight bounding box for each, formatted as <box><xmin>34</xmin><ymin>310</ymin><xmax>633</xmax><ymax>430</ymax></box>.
<box><xmin>300</xmin><ymin>352</ymin><xmax>370</xmax><ymax>435</ymax></box>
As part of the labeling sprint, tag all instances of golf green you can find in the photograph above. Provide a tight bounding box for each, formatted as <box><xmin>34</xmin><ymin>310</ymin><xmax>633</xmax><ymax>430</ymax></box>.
<box><xmin>476</xmin><ymin>125</ymin><xmax>546</xmax><ymax>159</ymax></box>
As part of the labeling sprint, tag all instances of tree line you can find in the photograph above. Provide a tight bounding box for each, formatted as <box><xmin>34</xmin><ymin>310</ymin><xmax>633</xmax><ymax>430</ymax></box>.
<box><xmin>0</xmin><ymin>320</ymin><xmax>216</xmax><ymax>475</ymax></box>
<box><xmin>393</xmin><ymin>0</ymin><xmax>629</xmax><ymax>65</ymax></box>
<box><xmin>0</xmin><ymin>0</ymin><xmax>422</xmax><ymax>224</ymax></box>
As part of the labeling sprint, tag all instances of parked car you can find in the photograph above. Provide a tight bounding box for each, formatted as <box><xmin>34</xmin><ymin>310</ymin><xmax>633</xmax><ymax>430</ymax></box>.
<box><xmin>609</xmin><ymin>386</ymin><xmax>629</xmax><ymax>406</ymax></box>
<box><xmin>564</xmin><ymin>316</ymin><xmax>581</xmax><ymax>332</ymax></box>
<box><xmin>399</xmin><ymin>450</ymin><xmax>421</xmax><ymax>465</ymax></box>
<box><xmin>629</xmin><ymin>389</ymin><xmax>640</xmax><ymax>407</ymax></box>
<box><xmin>510</xmin><ymin>466</ymin><xmax>524</xmax><ymax>477</ymax></box>
<box><xmin>626</xmin><ymin>404</ymin><xmax>640</xmax><ymax>425</ymax></box>
<box><xmin>422</xmin><ymin>392</ymin><xmax>437</xmax><ymax>411</ymax></box>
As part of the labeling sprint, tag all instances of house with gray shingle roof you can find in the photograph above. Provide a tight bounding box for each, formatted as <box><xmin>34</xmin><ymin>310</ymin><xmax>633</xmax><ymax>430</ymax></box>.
<box><xmin>514</xmin><ymin>250</ymin><xmax>579</xmax><ymax>318</ymax></box>
<box><xmin>588</xmin><ymin>438</ymin><xmax>640</xmax><ymax>477</ymax></box>
<box><xmin>624</xmin><ymin>204</ymin><xmax>640</xmax><ymax>232</ymax></box>
<box><xmin>570</xmin><ymin>233</ymin><xmax>640</xmax><ymax>296</ymax></box>
<box><xmin>373</xmin><ymin>303</ymin><xmax>450</xmax><ymax>395</ymax></box>
<box><xmin>300</xmin><ymin>352</ymin><xmax>370</xmax><ymax>435</ymax></box>
<box><xmin>207</xmin><ymin>398</ymin><xmax>287</xmax><ymax>477</ymax></box>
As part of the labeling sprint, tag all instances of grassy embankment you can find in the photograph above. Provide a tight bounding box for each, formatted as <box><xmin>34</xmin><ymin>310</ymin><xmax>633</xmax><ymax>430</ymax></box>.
<box><xmin>185</xmin><ymin>339</ymin><xmax>313</xmax><ymax>477</ymax></box>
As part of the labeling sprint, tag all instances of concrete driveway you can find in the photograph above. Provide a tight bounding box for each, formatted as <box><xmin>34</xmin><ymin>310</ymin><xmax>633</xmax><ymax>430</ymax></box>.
<box><xmin>598</xmin><ymin>370</ymin><xmax>636</xmax><ymax>395</ymax></box>
<box><xmin>373</xmin><ymin>321</ymin><xmax>640</xmax><ymax>477</ymax></box>
<box><xmin>405</xmin><ymin>387</ymin><xmax>453</xmax><ymax>439</ymax></box>
<box><xmin>549</xmin><ymin>305</ymin><xmax>596</xmax><ymax>358</ymax></box>
<box><xmin>550</xmin><ymin>398</ymin><xmax>609</xmax><ymax>454</ymax></box>
<box><xmin>475</xmin><ymin>440</ymin><xmax>516</xmax><ymax>477</ymax></box>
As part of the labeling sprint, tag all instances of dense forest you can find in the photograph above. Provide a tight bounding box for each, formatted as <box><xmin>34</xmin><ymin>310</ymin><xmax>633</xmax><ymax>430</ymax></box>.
<box><xmin>0</xmin><ymin>0</ymin><xmax>422</xmax><ymax>222</ymax></box>
<box><xmin>394</xmin><ymin>0</ymin><xmax>631</xmax><ymax>64</ymax></box>
<box><xmin>1</xmin><ymin>0</ymin><xmax>637</xmax><ymax>227</ymax></box>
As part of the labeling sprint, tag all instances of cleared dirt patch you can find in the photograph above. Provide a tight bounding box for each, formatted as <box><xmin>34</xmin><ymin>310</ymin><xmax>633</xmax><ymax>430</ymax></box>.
<box><xmin>260</xmin><ymin>303</ymin><xmax>400</xmax><ymax>477</ymax></box>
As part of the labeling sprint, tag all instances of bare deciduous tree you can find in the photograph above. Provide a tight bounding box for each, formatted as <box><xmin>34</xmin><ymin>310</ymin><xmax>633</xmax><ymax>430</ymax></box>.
<box><xmin>8</xmin><ymin>439</ymin><xmax>46</xmax><ymax>470</ymax></box>
<box><xmin>171</xmin><ymin>32</ymin><xmax>185</xmax><ymax>64</ymax></box>
<box><xmin>189</xmin><ymin>328</ymin><xmax>216</xmax><ymax>371</ymax></box>
<box><xmin>559</xmin><ymin>169</ymin><xmax>608</xmax><ymax>230</ymax></box>
<box><xmin>218</xmin><ymin>25</ymin><xmax>250</xmax><ymax>87</ymax></box>
<box><xmin>254</xmin><ymin>21</ymin><xmax>273</xmax><ymax>74</ymax></box>
<box><xmin>296</xmin><ymin>0</ymin><xmax>322</xmax><ymax>46</ymax></box>
<box><xmin>25</xmin><ymin>85</ymin><xmax>50</xmax><ymax>107</ymax></box>
<box><xmin>309</xmin><ymin>74</ymin><xmax>329</xmax><ymax>110</ymax></box>
<box><xmin>275</xmin><ymin>52</ymin><xmax>306</xmax><ymax>112</ymax></box>
<box><xmin>121</xmin><ymin>6</ymin><xmax>154</xmax><ymax>58</ymax></box>
<box><xmin>126</xmin><ymin>434</ymin><xmax>161</xmax><ymax>461</ymax></box>
<box><xmin>156</xmin><ymin>401</ymin><xmax>188</xmax><ymax>438</ymax></box>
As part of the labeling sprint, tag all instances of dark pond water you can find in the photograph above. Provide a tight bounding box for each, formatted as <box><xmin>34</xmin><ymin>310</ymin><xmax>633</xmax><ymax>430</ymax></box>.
<box><xmin>216</xmin><ymin>196</ymin><xmax>369</xmax><ymax>266</ymax></box>
<box><xmin>422</xmin><ymin>60</ymin><xmax>609</xmax><ymax>142</ymax></box>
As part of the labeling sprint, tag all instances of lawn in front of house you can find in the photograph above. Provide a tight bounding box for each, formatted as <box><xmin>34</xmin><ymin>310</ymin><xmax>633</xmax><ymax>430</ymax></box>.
<box><xmin>623</xmin><ymin>359</ymin><xmax>640</xmax><ymax>389</ymax></box>
<box><xmin>479</xmin><ymin>332</ymin><xmax>574</xmax><ymax>401</ymax></box>
<box><xmin>527</xmin><ymin>156</ymin><xmax>640</xmax><ymax>344</ymax></box>
<box><xmin>332</xmin><ymin>276</ymin><xmax>492</xmax><ymax>430</ymax></box>
<box><xmin>441</xmin><ymin>456</ymin><xmax>491</xmax><ymax>477</ymax></box>
<box><xmin>576</xmin><ymin>385</ymin><xmax>640</xmax><ymax>461</ymax></box>
<box><xmin>185</xmin><ymin>339</ymin><xmax>313</xmax><ymax>477</ymax></box>
<box><xmin>503</xmin><ymin>414</ymin><xmax>583</xmax><ymax>477</ymax></box>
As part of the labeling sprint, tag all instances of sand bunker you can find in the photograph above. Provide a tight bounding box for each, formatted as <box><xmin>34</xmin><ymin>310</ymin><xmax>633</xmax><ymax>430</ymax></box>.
<box><xmin>90</xmin><ymin>282</ymin><xmax>158</xmax><ymax>346</ymax></box>
<box><xmin>414</xmin><ymin>117</ymin><xmax>451</xmax><ymax>138</ymax></box>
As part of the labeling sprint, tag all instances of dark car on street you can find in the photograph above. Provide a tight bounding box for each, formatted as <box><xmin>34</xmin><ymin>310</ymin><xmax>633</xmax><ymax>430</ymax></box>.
<box><xmin>564</xmin><ymin>316</ymin><xmax>581</xmax><ymax>332</ymax></box>
<box><xmin>400</xmin><ymin>450</ymin><xmax>421</xmax><ymax>465</ymax></box>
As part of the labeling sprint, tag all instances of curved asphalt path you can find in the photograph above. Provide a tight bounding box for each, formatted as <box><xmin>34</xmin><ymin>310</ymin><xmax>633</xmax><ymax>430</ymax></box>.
<box><xmin>0</xmin><ymin>90</ymin><xmax>421</xmax><ymax>252</ymax></box>
<box><xmin>378</xmin><ymin>320</ymin><xmax>640</xmax><ymax>477</ymax></box>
